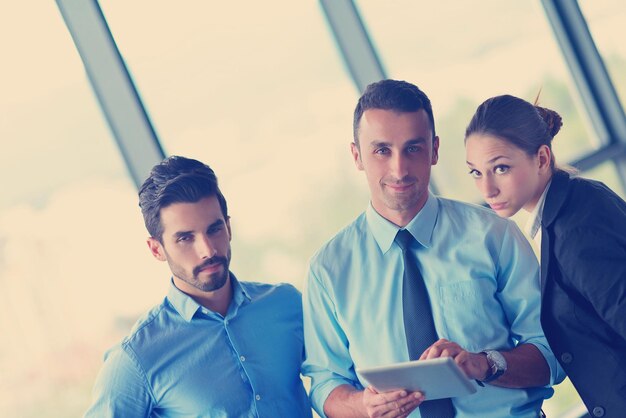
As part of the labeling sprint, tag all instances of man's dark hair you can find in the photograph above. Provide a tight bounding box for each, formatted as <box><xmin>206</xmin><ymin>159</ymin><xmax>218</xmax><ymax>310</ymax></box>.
<box><xmin>138</xmin><ymin>156</ymin><xmax>228</xmax><ymax>241</ymax></box>
<box><xmin>353</xmin><ymin>79</ymin><xmax>436</xmax><ymax>146</ymax></box>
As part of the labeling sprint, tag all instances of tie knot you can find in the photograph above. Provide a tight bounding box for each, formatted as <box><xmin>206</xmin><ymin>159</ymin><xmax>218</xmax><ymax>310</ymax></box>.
<box><xmin>395</xmin><ymin>229</ymin><xmax>415</xmax><ymax>251</ymax></box>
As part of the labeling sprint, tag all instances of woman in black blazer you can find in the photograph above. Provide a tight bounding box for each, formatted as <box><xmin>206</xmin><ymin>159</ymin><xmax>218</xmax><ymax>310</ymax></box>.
<box><xmin>463</xmin><ymin>94</ymin><xmax>626</xmax><ymax>418</ymax></box>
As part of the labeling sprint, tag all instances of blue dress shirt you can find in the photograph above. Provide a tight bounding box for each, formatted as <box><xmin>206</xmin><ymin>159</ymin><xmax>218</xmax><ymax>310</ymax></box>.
<box><xmin>303</xmin><ymin>194</ymin><xmax>564</xmax><ymax>418</ymax></box>
<box><xmin>85</xmin><ymin>276</ymin><xmax>312</xmax><ymax>418</ymax></box>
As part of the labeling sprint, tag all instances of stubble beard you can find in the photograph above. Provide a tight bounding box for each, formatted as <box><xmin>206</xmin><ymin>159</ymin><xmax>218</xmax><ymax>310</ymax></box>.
<box><xmin>170</xmin><ymin>252</ymin><xmax>231</xmax><ymax>293</ymax></box>
<box><xmin>383</xmin><ymin>190</ymin><xmax>420</xmax><ymax>212</ymax></box>
<box><xmin>381</xmin><ymin>179</ymin><xmax>424</xmax><ymax>213</ymax></box>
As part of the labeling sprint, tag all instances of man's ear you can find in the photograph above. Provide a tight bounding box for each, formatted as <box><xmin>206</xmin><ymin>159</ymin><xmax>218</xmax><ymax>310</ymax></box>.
<box><xmin>431</xmin><ymin>136</ymin><xmax>440</xmax><ymax>165</ymax></box>
<box><xmin>147</xmin><ymin>237</ymin><xmax>167</xmax><ymax>261</ymax></box>
<box><xmin>226</xmin><ymin>216</ymin><xmax>232</xmax><ymax>242</ymax></box>
<box><xmin>351</xmin><ymin>142</ymin><xmax>364</xmax><ymax>171</ymax></box>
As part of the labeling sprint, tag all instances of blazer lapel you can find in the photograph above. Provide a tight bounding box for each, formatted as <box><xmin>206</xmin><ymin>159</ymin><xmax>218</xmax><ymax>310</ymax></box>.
<box><xmin>540</xmin><ymin>227</ymin><xmax>550</xmax><ymax>296</ymax></box>
<box><xmin>539</xmin><ymin>170</ymin><xmax>571</xmax><ymax>296</ymax></box>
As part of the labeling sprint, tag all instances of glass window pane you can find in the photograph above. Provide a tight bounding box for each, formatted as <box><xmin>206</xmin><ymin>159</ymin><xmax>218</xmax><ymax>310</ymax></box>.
<box><xmin>1</xmin><ymin>3</ymin><xmax>167</xmax><ymax>416</ymax></box>
<box><xmin>580</xmin><ymin>0</ymin><xmax>626</xmax><ymax>111</ymax></box>
<box><xmin>357</xmin><ymin>0</ymin><xmax>598</xmax><ymax>204</ymax></box>
<box><xmin>98</xmin><ymin>1</ymin><xmax>365</xmax><ymax>291</ymax></box>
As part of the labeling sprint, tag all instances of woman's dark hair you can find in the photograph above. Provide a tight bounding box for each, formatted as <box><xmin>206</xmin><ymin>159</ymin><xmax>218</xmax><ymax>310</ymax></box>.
<box><xmin>353</xmin><ymin>79</ymin><xmax>436</xmax><ymax>146</ymax></box>
<box><xmin>138</xmin><ymin>156</ymin><xmax>228</xmax><ymax>241</ymax></box>
<box><xmin>464</xmin><ymin>94</ymin><xmax>563</xmax><ymax>168</ymax></box>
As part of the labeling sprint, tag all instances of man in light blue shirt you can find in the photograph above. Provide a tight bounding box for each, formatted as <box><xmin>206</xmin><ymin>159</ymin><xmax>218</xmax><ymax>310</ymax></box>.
<box><xmin>302</xmin><ymin>80</ymin><xmax>564</xmax><ymax>418</ymax></box>
<box><xmin>85</xmin><ymin>156</ymin><xmax>311</xmax><ymax>418</ymax></box>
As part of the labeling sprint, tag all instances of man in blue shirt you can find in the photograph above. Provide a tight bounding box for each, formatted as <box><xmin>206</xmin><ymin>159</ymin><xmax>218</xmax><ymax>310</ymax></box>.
<box><xmin>85</xmin><ymin>156</ymin><xmax>311</xmax><ymax>417</ymax></box>
<box><xmin>302</xmin><ymin>80</ymin><xmax>564</xmax><ymax>418</ymax></box>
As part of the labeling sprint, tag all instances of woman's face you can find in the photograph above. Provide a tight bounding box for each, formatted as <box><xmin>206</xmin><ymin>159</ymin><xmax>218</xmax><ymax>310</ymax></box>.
<box><xmin>465</xmin><ymin>133</ymin><xmax>545</xmax><ymax>218</ymax></box>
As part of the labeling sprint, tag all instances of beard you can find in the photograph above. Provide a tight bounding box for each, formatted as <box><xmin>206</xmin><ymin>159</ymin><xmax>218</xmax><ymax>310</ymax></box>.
<box><xmin>168</xmin><ymin>251</ymin><xmax>231</xmax><ymax>293</ymax></box>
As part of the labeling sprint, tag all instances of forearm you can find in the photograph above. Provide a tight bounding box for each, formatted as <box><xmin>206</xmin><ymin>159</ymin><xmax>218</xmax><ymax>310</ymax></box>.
<box><xmin>491</xmin><ymin>343</ymin><xmax>550</xmax><ymax>388</ymax></box>
<box><xmin>421</xmin><ymin>339</ymin><xmax>551</xmax><ymax>389</ymax></box>
<box><xmin>324</xmin><ymin>385</ymin><xmax>366</xmax><ymax>418</ymax></box>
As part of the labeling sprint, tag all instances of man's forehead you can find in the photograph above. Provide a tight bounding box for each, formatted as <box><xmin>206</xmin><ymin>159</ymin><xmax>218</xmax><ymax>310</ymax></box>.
<box><xmin>159</xmin><ymin>197</ymin><xmax>224</xmax><ymax>231</ymax></box>
<box><xmin>359</xmin><ymin>109</ymin><xmax>433</xmax><ymax>141</ymax></box>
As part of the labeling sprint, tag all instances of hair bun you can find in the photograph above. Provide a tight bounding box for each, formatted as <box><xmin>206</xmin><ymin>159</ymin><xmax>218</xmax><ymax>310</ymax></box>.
<box><xmin>534</xmin><ymin>105</ymin><xmax>563</xmax><ymax>139</ymax></box>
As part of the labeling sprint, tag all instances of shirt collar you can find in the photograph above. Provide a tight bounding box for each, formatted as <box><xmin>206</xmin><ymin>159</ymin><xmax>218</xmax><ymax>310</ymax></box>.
<box><xmin>366</xmin><ymin>192</ymin><xmax>438</xmax><ymax>254</ymax></box>
<box><xmin>166</xmin><ymin>273</ymin><xmax>251</xmax><ymax>322</ymax></box>
<box><xmin>525</xmin><ymin>180</ymin><xmax>551</xmax><ymax>239</ymax></box>
<box><xmin>232</xmin><ymin>275</ymin><xmax>252</xmax><ymax>308</ymax></box>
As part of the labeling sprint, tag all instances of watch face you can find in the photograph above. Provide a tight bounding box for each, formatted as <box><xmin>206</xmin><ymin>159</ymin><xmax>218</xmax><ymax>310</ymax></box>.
<box><xmin>487</xmin><ymin>350</ymin><xmax>507</xmax><ymax>370</ymax></box>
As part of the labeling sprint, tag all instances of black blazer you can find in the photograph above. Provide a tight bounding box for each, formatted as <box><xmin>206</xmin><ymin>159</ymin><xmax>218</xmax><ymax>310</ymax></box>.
<box><xmin>540</xmin><ymin>170</ymin><xmax>626</xmax><ymax>418</ymax></box>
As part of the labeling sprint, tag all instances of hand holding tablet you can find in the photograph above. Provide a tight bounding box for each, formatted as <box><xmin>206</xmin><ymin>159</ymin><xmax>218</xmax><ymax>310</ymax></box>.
<box><xmin>356</xmin><ymin>357</ymin><xmax>478</xmax><ymax>400</ymax></box>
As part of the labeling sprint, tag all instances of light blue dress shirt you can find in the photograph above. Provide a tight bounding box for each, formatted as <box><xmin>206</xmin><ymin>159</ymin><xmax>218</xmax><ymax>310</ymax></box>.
<box><xmin>303</xmin><ymin>194</ymin><xmax>564</xmax><ymax>418</ymax></box>
<box><xmin>85</xmin><ymin>276</ymin><xmax>312</xmax><ymax>418</ymax></box>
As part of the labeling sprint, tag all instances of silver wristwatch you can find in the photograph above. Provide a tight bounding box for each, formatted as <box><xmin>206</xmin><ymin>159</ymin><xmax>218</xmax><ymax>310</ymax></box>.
<box><xmin>481</xmin><ymin>350</ymin><xmax>507</xmax><ymax>382</ymax></box>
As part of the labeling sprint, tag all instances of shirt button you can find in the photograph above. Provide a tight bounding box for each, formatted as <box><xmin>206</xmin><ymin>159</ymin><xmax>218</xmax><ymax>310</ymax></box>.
<box><xmin>240</xmin><ymin>355</ymin><xmax>246</xmax><ymax>362</ymax></box>
<box><xmin>592</xmin><ymin>406</ymin><xmax>605</xmax><ymax>417</ymax></box>
<box><xmin>255</xmin><ymin>394</ymin><xmax>261</xmax><ymax>401</ymax></box>
<box><xmin>560</xmin><ymin>352</ymin><xmax>573</xmax><ymax>364</ymax></box>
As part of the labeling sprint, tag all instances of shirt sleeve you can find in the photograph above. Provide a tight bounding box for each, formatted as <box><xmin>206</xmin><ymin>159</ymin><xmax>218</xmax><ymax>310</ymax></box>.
<box><xmin>556</xmin><ymin>226</ymin><xmax>626</xmax><ymax>341</ymax></box>
<box><xmin>84</xmin><ymin>344</ymin><xmax>154</xmax><ymax>418</ymax></box>
<box><xmin>302</xmin><ymin>265</ymin><xmax>362</xmax><ymax>418</ymax></box>
<box><xmin>496</xmin><ymin>222</ymin><xmax>566</xmax><ymax>386</ymax></box>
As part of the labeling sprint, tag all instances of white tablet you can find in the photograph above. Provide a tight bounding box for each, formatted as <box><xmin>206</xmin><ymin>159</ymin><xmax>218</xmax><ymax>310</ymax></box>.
<box><xmin>356</xmin><ymin>357</ymin><xmax>477</xmax><ymax>400</ymax></box>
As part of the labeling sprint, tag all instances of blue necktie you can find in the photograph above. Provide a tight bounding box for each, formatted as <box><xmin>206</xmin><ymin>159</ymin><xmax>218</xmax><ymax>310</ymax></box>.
<box><xmin>396</xmin><ymin>229</ymin><xmax>455</xmax><ymax>418</ymax></box>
